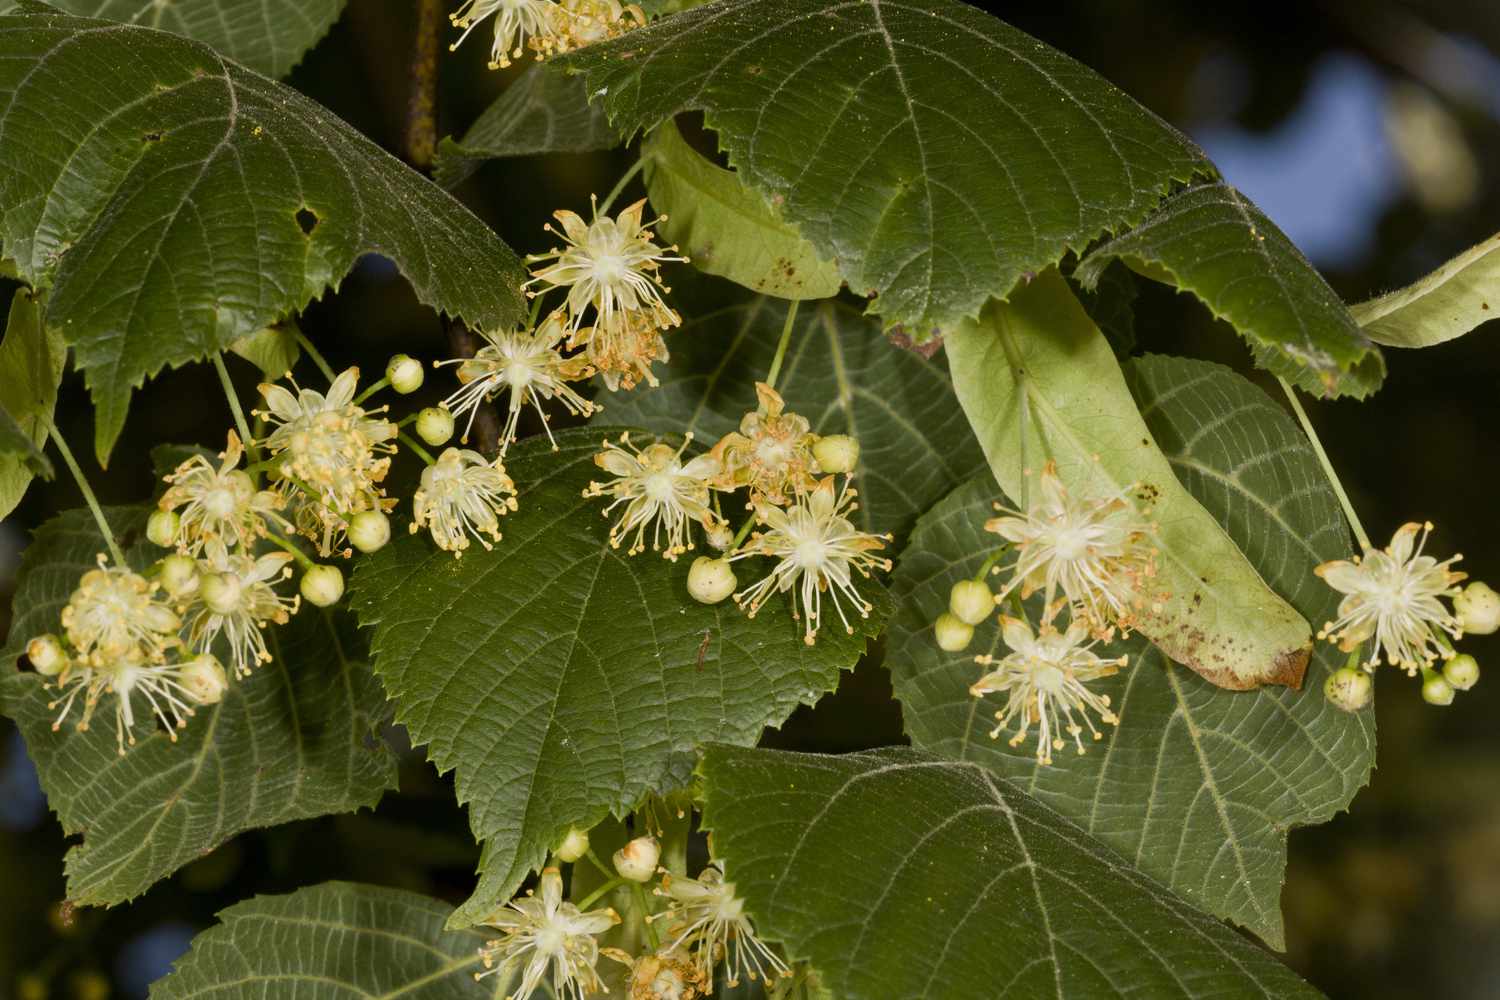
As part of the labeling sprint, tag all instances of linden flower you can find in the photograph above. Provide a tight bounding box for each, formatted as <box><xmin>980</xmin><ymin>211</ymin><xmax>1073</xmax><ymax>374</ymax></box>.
<box><xmin>569</xmin><ymin>309</ymin><xmax>670</xmax><ymax>392</ymax></box>
<box><xmin>708</xmin><ymin>382</ymin><xmax>821</xmax><ymax>506</ymax></box>
<box><xmin>451</xmin><ymin>0</ymin><xmax>559</xmax><ymax>69</ymax></box>
<box><xmin>1315</xmin><ymin>521</ymin><xmax>1465</xmax><ymax>673</ymax></box>
<box><xmin>557</xmin><ymin>0</ymin><xmax>646</xmax><ymax>49</ymax></box>
<box><xmin>527</xmin><ymin>197</ymin><xmax>685</xmax><ymax>335</ymax></box>
<box><xmin>410</xmin><ymin>447</ymin><xmax>519</xmax><ymax>556</ymax></box>
<box><xmin>583</xmin><ymin>432</ymin><xmax>722</xmax><ymax>559</ymax></box>
<box><xmin>655</xmin><ymin>865</ymin><xmax>789</xmax><ymax>989</ymax></box>
<box><xmin>985</xmin><ymin>461</ymin><xmax>1157</xmax><ymax>638</ymax></box>
<box><xmin>475</xmin><ymin>867</ymin><xmax>621</xmax><ymax>1000</ymax></box>
<box><xmin>60</xmin><ymin>557</ymin><xmax>181</xmax><ymax>667</ymax></box>
<box><xmin>185</xmin><ymin>552</ymin><xmax>300</xmax><ymax>677</ymax></box>
<box><xmin>972</xmin><ymin>614</ymin><xmax>1126</xmax><ymax>765</ymax></box>
<box><xmin>256</xmin><ymin>368</ymin><xmax>397</xmax><ymax>515</ymax></box>
<box><xmin>437</xmin><ymin>314</ymin><xmax>596</xmax><ymax>453</ymax></box>
<box><xmin>159</xmin><ymin>431</ymin><xmax>288</xmax><ymax>561</ymax></box>
<box><xmin>46</xmin><ymin>657</ymin><xmax>225</xmax><ymax>755</ymax></box>
<box><xmin>731</xmin><ymin>476</ymin><xmax>891</xmax><ymax>645</ymax></box>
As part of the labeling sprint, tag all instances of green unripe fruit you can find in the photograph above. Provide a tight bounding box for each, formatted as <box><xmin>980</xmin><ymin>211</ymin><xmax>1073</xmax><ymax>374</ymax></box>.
<box><xmin>948</xmin><ymin>579</ymin><xmax>994</xmax><ymax>626</ymax></box>
<box><xmin>1421</xmin><ymin>669</ymin><xmax>1455</xmax><ymax>706</ymax></box>
<box><xmin>157</xmin><ymin>553</ymin><xmax>199</xmax><ymax>598</ymax></box>
<box><xmin>1323</xmin><ymin>666</ymin><xmax>1372</xmax><ymax>713</ymax></box>
<box><xmin>812</xmin><ymin>434</ymin><xmax>860</xmax><ymax>474</ymax></box>
<box><xmin>147</xmin><ymin>509</ymin><xmax>180</xmax><ymax>548</ymax></box>
<box><xmin>181</xmin><ymin>654</ymin><xmax>229</xmax><ymax>705</ymax></box>
<box><xmin>300</xmin><ymin>564</ymin><xmax>345</xmax><ymax>607</ymax></box>
<box><xmin>687</xmin><ymin>556</ymin><xmax>737</xmax><ymax>604</ymax></box>
<box><xmin>934</xmin><ymin>612</ymin><xmax>974</xmax><ymax>652</ymax></box>
<box><xmin>386</xmin><ymin>354</ymin><xmax>425</xmax><ymax>394</ymax></box>
<box><xmin>416</xmin><ymin>406</ymin><xmax>455</xmax><ymax>447</ymax></box>
<box><xmin>1442</xmin><ymin>653</ymin><xmax>1480</xmax><ymax>691</ymax></box>
<box><xmin>348</xmin><ymin>509</ymin><xmax>392</xmax><ymax>553</ymax></box>
<box><xmin>27</xmin><ymin>634</ymin><xmax>67</xmax><ymax>676</ymax></box>
<box><xmin>200</xmin><ymin>572</ymin><xmax>243</xmax><ymax>614</ymax></box>
<box><xmin>1454</xmin><ymin>581</ymin><xmax>1500</xmax><ymax>635</ymax></box>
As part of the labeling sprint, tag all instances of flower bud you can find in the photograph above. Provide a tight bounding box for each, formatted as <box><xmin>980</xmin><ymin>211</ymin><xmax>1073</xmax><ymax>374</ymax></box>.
<box><xmin>704</xmin><ymin>522</ymin><xmax>734</xmax><ymax>552</ymax></box>
<box><xmin>180</xmin><ymin>654</ymin><xmax>229</xmax><ymax>705</ymax></box>
<box><xmin>687</xmin><ymin>556</ymin><xmax>737</xmax><ymax>604</ymax></box>
<box><xmin>555</xmin><ymin>827</ymin><xmax>590</xmax><ymax>863</ymax></box>
<box><xmin>386</xmin><ymin>354</ymin><xmax>424</xmax><ymax>394</ymax></box>
<box><xmin>948</xmin><ymin>579</ymin><xmax>993</xmax><ymax>626</ymax></box>
<box><xmin>1421</xmin><ymin>668</ymin><xmax>1455</xmax><ymax>706</ymax></box>
<box><xmin>300</xmin><ymin>564</ymin><xmax>345</xmax><ymax>607</ymax></box>
<box><xmin>200</xmin><ymin>572</ymin><xmax>243</xmax><ymax>614</ymax></box>
<box><xmin>812</xmin><ymin>434</ymin><xmax>860</xmax><ymax>474</ymax></box>
<box><xmin>934</xmin><ymin>612</ymin><xmax>973</xmax><ymax>652</ymax></box>
<box><xmin>348</xmin><ymin>510</ymin><xmax>392</xmax><ymax>553</ymax></box>
<box><xmin>613</xmin><ymin>835</ymin><xmax>660</xmax><ymax>882</ymax></box>
<box><xmin>416</xmin><ymin>406</ymin><xmax>455</xmax><ymax>447</ymax></box>
<box><xmin>26</xmin><ymin>634</ymin><xmax>67</xmax><ymax>677</ymax></box>
<box><xmin>1454</xmin><ymin>581</ymin><xmax>1500</xmax><ymax>635</ymax></box>
<box><xmin>1443</xmin><ymin>653</ymin><xmax>1479</xmax><ymax>692</ymax></box>
<box><xmin>146</xmin><ymin>509</ymin><xmax>180</xmax><ymax>548</ymax></box>
<box><xmin>1323</xmin><ymin>666</ymin><xmax>1372</xmax><ymax>713</ymax></box>
<box><xmin>156</xmin><ymin>553</ymin><xmax>199</xmax><ymax>598</ymax></box>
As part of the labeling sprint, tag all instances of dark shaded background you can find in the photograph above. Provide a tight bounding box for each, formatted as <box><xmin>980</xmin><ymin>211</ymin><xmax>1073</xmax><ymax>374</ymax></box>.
<box><xmin>3</xmin><ymin>2</ymin><xmax>1498</xmax><ymax>997</ymax></box>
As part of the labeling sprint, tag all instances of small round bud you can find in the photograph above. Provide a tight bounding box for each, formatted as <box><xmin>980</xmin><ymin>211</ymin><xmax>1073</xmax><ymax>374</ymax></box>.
<box><xmin>934</xmin><ymin>612</ymin><xmax>974</xmax><ymax>652</ymax></box>
<box><xmin>704</xmin><ymin>522</ymin><xmax>734</xmax><ymax>552</ymax></box>
<box><xmin>1421</xmin><ymin>669</ymin><xmax>1455</xmax><ymax>706</ymax></box>
<box><xmin>157</xmin><ymin>553</ymin><xmax>199</xmax><ymax>598</ymax></box>
<box><xmin>146</xmin><ymin>509</ymin><xmax>180</xmax><ymax>548</ymax></box>
<box><xmin>613</xmin><ymin>835</ymin><xmax>660</xmax><ymax>882</ymax></box>
<box><xmin>180</xmin><ymin>654</ymin><xmax>229</xmax><ymax>705</ymax></box>
<box><xmin>687</xmin><ymin>556</ymin><xmax>737</xmax><ymax>604</ymax></box>
<box><xmin>1323</xmin><ymin>666</ymin><xmax>1372</xmax><ymax>713</ymax></box>
<box><xmin>386</xmin><ymin>354</ymin><xmax>424</xmax><ymax>394</ymax></box>
<box><xmin>300</xmin><ymin>564</ymin><xmax>345</xmax><ymax>607</ymax></box>
<box><xmin>812</xmin><ymin>434</ymin><xmax>860</xmax><ymax>474</ymax></box>
<box><xmin>555</xmin><ymin>827</ymin><xmax>590</xmax><ymax>863</ymax></box>
<box><xmin>26</xmin><ymin>634</ymin><xmax>67</xmax><ymax>677</ymax></box>
<box><xmin>948</xmin><ymin>579</ymin><xmax>994</xmax><ymax>626</ymax></box>
<box><xmin>200</xmin><ymin>572</ymin><xmax>243</xmax><ymax>614</ymax></box>
<box><xmin>1454</xmin><ymin>581</ymin><xmax>1500</xmax><ymax>636</ymax></box>
<box><xmin>347</xmin><ymin>510</ymin><xmax>392</xmax><ymax>553</ymax></box>
<box><xmin>416</xmin><ymin>406</ymin><xmax>455</xmax><ymax>447</ymax></box>
<box><xmin>1442</xmin><ymin>653</ymin><xmax>1480</xmax><ymax>692</ymax></box>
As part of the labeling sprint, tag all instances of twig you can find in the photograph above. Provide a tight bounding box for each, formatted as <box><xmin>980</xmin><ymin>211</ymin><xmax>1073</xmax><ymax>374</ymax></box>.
<box><xmin>405</xmin><ymin>0</ymin><xmax>444</xmax><ymax>170</ymax></box>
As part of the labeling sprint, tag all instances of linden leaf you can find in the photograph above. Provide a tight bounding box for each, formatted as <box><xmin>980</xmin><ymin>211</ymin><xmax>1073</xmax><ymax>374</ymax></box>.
<box><xmin>0</xmin><ymin>506</ymin><xmax>397</xmax><ymax>907</ymax></box>
<box><xmin>0</xmin><ymin>11</ymin><xmax>527</xmax><ymax>463</ymax></box>
<box><xmin>0</xmin><ymin>287</ymin><xmax>63</xmax><ymax>514</ymax></box>
<box><xmin>1075</xmin><ymin>182</ymin><xmax>1384</xmax><ymax>399</ymax></box>
<box><xmin>887</xmin><ymin>355</ymin><xmax>1375</xmax><ymax>947</ymax></box>
<box><xmin>349</xmin><ymin>428</ymin><xmax>887</xmax><ymax>927</ymax></box>
<box><xmin>700</xmin><ymin>745</ymin><xmax>1321</xmax><ymax>998</ymax></box>
<box><xmin>1350</xmin><ymin>231</ymin><xmax>1500</xmax><ymax>347</ymax></box>
<box><xmin>227</xmin><ymin>321</ymin><xmax>301</xmax><ymax>380</ymax></box>
<box><xmin>556</xmin><ymin>0</ymin><xmax>1212</xmax><ymax>336</ymax></box>
<box><xmin>150</xmin><ymin>883</ymin><xmax>495</xmax><ymax>998</ymax></box>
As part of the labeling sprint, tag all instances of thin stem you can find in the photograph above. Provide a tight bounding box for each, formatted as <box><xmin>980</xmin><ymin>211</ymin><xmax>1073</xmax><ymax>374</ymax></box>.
<box><xmin>398</xmin><ymin>412</ymin><xmax>421</xmax><ymax>429</ymax></box>
<box><xmin>212</xmin><ymin>353</ymin><xmax>261</xmax><ymax>472</ymax></box>
<box><xmin>597</xmin><ymin>156</ymin><xmax>646</xmax><ymax>216</ymax></box>
<box><xmin>293</xmin><ymin>330</ymin><xmax>337</xmax><ymax>382</ymax></box>
<box><xmin>764</xmin><ymin>300</ymin><xmax>800</xmax><ymax>391</ymax></box>
<box><xmin>575</xmin><ymin>876</ymin><xmax>626</xmax><ymax>912</ymax></box>
<box><xmin>528</xmin><ymin>290</ymin><xmax>547</xmax><ymax>327</ymax></box>
<box><xmin>354</xmin><ymin>377</ymin><xmax>389</xmax><ymax>406</ymax></box>
<box><xmin>583</xmin><ymin>848</ymin><xmax>615</xmax><ymax>882</ymax></box>
<box><xmin>975</xmin><ymin>544</ymin><xmax>1009</xmax><ymax>581</ymax></box>
<box><xmin>264</xmin><ymin>532</ymin><xmax>316</xmax><ymax>570</ymax></box>
<box><xmin>404</xmin><ymin>0</ymin><xmax>443</xmax><ymax>171</ymax></box>
<box><xmin>730</xmin><ymin>515</ymin><xmax>758</xmax><ymax>552</ymax></box>
<box><xmin>1277</xmin><ymin>377</ymin><xmax>1372</xmax><ymax>551</ymax></box>
<box><xmin>44</xmin><ymin>417</ymin><xmax>126</xmax><ymax>566</ymax></box>
<box><xmin>398</xmin><ymin>430</ymin><xmax>437</xmax><ymax>465</ymax></box>
<box><xmin>631</xmin><ymin>882</ymin><xmax>661</xmax><ymax>950</ymax></box>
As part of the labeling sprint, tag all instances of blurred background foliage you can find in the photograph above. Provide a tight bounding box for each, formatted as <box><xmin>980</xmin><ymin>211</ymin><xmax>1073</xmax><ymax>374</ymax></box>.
<box><xmin>3</xmin><ymin>1</ymin><xmax>1498</xmax><ymax>997</ymax></box>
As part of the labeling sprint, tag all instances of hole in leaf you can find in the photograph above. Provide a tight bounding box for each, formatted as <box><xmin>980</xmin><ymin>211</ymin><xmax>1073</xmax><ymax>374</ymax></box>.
<box><xmin>295</xmin><ymin>207</ymin><xmax>320</xmax><ymax>236</ymax></box>
<box><xmin>143</xmin><ymin>130</ymin><xmax>165</xmax><ymax>144</ymax></box>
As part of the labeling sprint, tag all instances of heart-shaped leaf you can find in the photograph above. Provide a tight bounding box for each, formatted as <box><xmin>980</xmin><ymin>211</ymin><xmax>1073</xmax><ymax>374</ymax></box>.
<box><xmin>1351</xmin><ymin>230</ymin><xmax>1500</xmax><ymax>347</ymax></box>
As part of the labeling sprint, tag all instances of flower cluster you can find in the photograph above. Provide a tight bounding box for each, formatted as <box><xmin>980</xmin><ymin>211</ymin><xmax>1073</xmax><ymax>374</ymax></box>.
<box><xmin>451</xmin><ymin>0</ymin><xmax>646</xmax><ymax>71</ymax></box>
<box><xmin>652</xmin><ymin>864</ymin><xmax>789</xmax><ymax>990</ymax></box>
<box><xmin>475</xmin><ymin>867</ymin><xmax>625</xmax><ymax>999</ymax></box>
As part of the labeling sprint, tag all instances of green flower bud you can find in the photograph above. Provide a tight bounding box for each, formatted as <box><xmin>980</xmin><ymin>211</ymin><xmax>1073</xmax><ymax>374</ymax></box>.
<box><xmin>416</xmin><ymin>406</ymin><xmax>455</xmax><ymax>447</ymax></box>
<box><xmin>555</xmin><ymin>827</ymin><xmax>590</xmax><ymax>863</ymax></box>
<box><xmin>26</xmin><ymin>634</ymin><xmax>67</xmax><ymax>677</ymax></box>
<box><xmin>948</xmin><ymin>579</ymin><xmax>994</xmax><ymax>626</ymax></box>
<box><xmin>687</xmin><ymin>556</ymin><xmax>737</xmax><ymax>604</ymax></box>
<box><xmin>180</xmin><ymin>654</ymin><xmax>229</xmax><ymax>705</ymax></box>
<box><xmin>812</xmin><ymin>434</ymin><xmax>860</xmax><ymax>474</ymax></box>
<box><xmin>1442</xmin><ymin>653</ymin><xmax>1480</xmax><ymax>691</ymax></box>
<box><xmin>613</xmin><ymin>835</ymin><xmax>660</xmax><ymax>882</ymax></box>
<box><xmin>347</xmin><ymin>509</ymin><xmax>392</xmax><ymax>553</ymax></box>
<box><xmin>300</xmin><ymin>564</ymin><xmax>345</xmax><ymax>607</ymax></box>
<box><xmin>1454</xmin><ymin>581</ymin><xmax>1500</xmax><ymax>635</ymax></box>
<box><xmin>1323</xmin><ymin>666</ymin><xmax>1372</xmax><ymax>713</ymax></box>
<box><xmin>386</xmin><ymin>354</ymin><xmax>424</xmax><ymax>394</ymax></box>
<box><xmin>146</xmin><ymin>509</ymin><xmax>180</xmax><ymax>548</ymax></box>
<box><xmin>156</xmin><ymin>553</ymin><xmax>199</xmax><ymax>598</ymax></box>
<box><xmin>934</xmin><ymin>612</ymin><xmax>973</xmax><ymax>652</ymax></box>
<box><xmin>1421</xmin><ymin>668</ymin><xmax>1455</xmax><ymax>706</ymax></box>
<box><xmin>200</xmin><ymin>572</ymin><xmax>243</xmax><ymax>614</ymax></box>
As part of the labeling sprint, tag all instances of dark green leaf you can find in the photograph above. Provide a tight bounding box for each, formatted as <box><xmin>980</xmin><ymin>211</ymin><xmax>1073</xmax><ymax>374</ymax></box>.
<box><xmin>557</xmin><ymin>0</ymin><xmax>1212</xmax><ymax>336</ymax></box>
<box><xmin>0</xmin><ymin>507</ymin><xmax>397</xmax><ymax>907</ymax></box>
<box><xmin>888</xmin><ymin>355</ymin><xmax>1375</xmax><ymax>947</ymax></box>
<box><xmin>1070</xmin><ymin>258</ymin><xmax>1137</xmax><ymax>359</ymax></box>
<box><xmin>0</xmin><ymin>287</ymin><xmax>63</xmax><ymax>513</ymax></box>
<box><xmin>0</xmin><ymin>0</ymin><xmax>346</xmax><ymax>77</ymax></box>
<box><xmin>0</xmin><ymin>11</ymin><xmax>527</xmax><ymax>462</ymax></box>
<box><xmin>349</xmin><ymin>427</ymin><xmax>886</xmax><ymax>927</ymax></box>
<box><xmin>1350</xmin><ymin>230</ymin><xmax>1500</xmax><ymax>347</ymax></box>
<box><xmin>603</xmin><ymin>295</ymin><xmax>985</xmax><ymax>540</ymax></box>
<box><xmin>149</xmin><ymin>882</ymin><xmax>494</xmax><ymax>998</ymax></box>
<box><xmin>1075</xmin><ymin>182</ymin><xmax>1383</xmax><ymax>398</ymax></box>
<box><xmin>701</xmin><ymin>745</ymin><xmax>1320</xmax><ymax>999</ymax></box>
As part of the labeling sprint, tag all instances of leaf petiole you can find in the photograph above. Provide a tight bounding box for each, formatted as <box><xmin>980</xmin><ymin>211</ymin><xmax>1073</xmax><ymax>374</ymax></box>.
<box><xmin>212</xmin><ymin>352</ymin><xmax>262</xmax><ymax>473</ymax></box>
<box><xmin>764</xmin><ymin>300</ymin><xmax>800</xmax><ymax>391</ymax></box>
<box><xmin>292</xmin><ymin>330</ymin><xmax>338</xmax><ymax>383</ymax></box>
<box><xmin>43</xmin><ymin>416</ymin><xmax>127</xmax><ymax>567</ymax></box>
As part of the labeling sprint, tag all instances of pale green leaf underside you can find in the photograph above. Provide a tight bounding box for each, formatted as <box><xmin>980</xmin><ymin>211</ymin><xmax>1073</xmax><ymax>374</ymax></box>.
<box><xmin>602</xmin><ymin>295</ymin><xmax>986</xmax><ymax>539</ymax></box>
<box><xmin>1</xmin><ymin>507</ymin><xmax>397</xmax><ymax>907</ymax></box>
<box><xmin>1076</xmin><ymin>182</ymin><xmax>1383</xmax><ymax>399</ymax></box>
<box><xmin>0</xmin><ymin>402</ymin><xmax>47</xmax><ymax>474</ymax></box>
<box><xmin>1350</xmin><ymin>231</ymin><xmax>1500</xmax><ymax>347</ymax></box>
<box><xmin>701</xmin><ymin>746</ymin><xmax>1320</xmax><ymax>999</ymax></box>
<box><xmin>349</xmin><ymin>428</ymin><xmax>885</xmax><ymax>928</ymax></box>
<box><xmin>227</xmin><ymin>322</ymin><xmax>300</xmax><ymax>380</ymax></box>
<box><xmin>0</xmin><ymin>12</ymin><xmax>527</xmax><ymax>462</ymax></box>
<box><xmin>945</xmin><ymin>270</ymin><xmax>1311</xmax><ymax>689</ymax></box>
<box><xmin>0</xmin><ymin>287</ymin><xmax>61</xmax><ymax>506</ymax></box>
<box><xmin>643</xmin><ymin>119</ymin><xmax>842</xmax><ymax>299</ymax></box>
<box><xmin>889</xmin><ymin>355</ymin><xmax>1375</xmax><ymax>947</ymax></box>
<box><xmin>557</xmin><ymin>0</ymin><xmax>1212</xmax><ymax>335</ymax></box>
<box><xmin>149</xmin><ymin>882</ymin><xmax>494</xmax><ymax>999</ymax></box>
<box><xmin>0</xmin><ymin>0</ymin><xmax>346</xmax><ymax>76</ymax></box>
